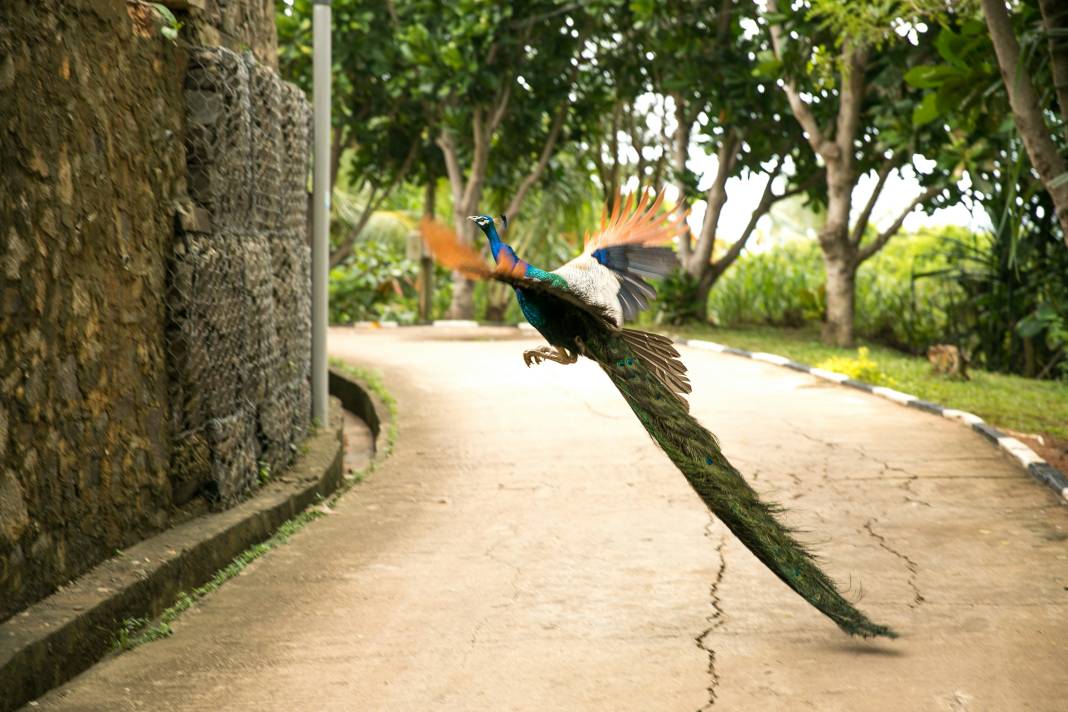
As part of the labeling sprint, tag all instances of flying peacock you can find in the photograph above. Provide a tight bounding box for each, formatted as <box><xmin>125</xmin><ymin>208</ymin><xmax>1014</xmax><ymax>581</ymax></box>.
<box><xmin>421</xmin><ymin>190</ymin><xmax>895</xmax><ymax>639</ymax></box>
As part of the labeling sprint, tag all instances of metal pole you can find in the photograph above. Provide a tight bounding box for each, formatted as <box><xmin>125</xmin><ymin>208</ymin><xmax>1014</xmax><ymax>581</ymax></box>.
<box><xmin>311</xmin><ymin>0</ymin><xmax>331</xmax><ymax>423</ymax></box>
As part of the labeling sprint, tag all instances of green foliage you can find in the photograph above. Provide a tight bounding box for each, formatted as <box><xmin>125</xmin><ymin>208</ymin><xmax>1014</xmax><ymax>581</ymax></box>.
<box><xmin>113</xmin><ymin>509</ymin><xmax>326</xmax><ymax>653</ymax></box>
<box><xmin>329</xmin><ymin>239</ymin><xmax>431</xmax><ymax>324</ymax></box>
<box><xmin>704</xmin><ymin>240</ymin><xmax>826</xmax><ymax>328</ymax></box>
<box><xmin>149</xmin><ymin>3</ymin><xmax>182</xmax><ymax>41</ymax></box>
<box><xmin>665</xmin><ymin>324</ymin><xmax>1068</xmax><ymax>441</ymax></box>
<box><xmin>655</xmin><ymin>270</ymin><xmax>705</xmax><ymax>326</ymax></box>
<box><xmin>328</xmin><ymin>360</ymin><xmax>399</xmax><ymax>460</ymax></box>
<box><xmin>816</xmin><ymin>346</ymin><xmax>897</xmax><ymax>387</ymax></box>
<box><xmin>698</xmin><ymin>227</ymin><xmax>1062</xmax><ymax>375</ymax></box>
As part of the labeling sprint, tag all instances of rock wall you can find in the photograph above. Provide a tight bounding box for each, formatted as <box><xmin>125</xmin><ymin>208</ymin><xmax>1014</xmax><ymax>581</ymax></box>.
<box><xmin>169</xmin><ymin>47</ymin><xmax>311</xmax><ymax>507</ymax></box>
<box><xmin>0</xmin><ymin>0</ymin><xmax>308</xmax><ymax>622</ymax></box>
<box><xmin>0</xmin><ymin>0</ymin><xmax>186</xmax><ymax>623</ymax></box>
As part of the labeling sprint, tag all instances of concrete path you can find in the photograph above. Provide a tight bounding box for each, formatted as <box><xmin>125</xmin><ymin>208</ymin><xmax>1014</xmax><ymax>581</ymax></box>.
<box><xmin>32</xmin><ymin>327</ymin><xmax>1068</xmax><ymax>711</ymax></box>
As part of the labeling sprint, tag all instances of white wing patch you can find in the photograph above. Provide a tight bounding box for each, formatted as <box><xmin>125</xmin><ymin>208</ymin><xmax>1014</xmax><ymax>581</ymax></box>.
<box><xmin>552</xmin><ymin>256</ymin><xmax>624</xmax><ymax>327</ymax></box>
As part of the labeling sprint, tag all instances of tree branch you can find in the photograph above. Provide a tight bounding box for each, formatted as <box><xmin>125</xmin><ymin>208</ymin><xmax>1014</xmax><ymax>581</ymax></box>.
<box><xmin>436</xmin><ymin>129</ymin><xmax>465</xmax><ymax>209</ymax></box>
<box><xmin>849</xmin><ymin>155</ymin><xmax>897</xmax><ymax>245</ymax></box>
<box><xmin>488</xmin><ymin>82</ymin><xmax>513</xmax><ymax>134</ymax></box>
<box><xmin>460</xmin><ymin>107</ymin><xmax>490</xmax><ymax>214</ymax></box>
<box><xmin>672</xmin><ymin>92</ymin><xmax>694</xmax><ymax>260</ymax></box>
<box><xmin>608</xmin><ymin>100</ymin><xmax>623</xmax><ymax>199</ymax></box>
<box><xmin>688</xmin><ymin>129</ymin><xmax>741</xmax><ymax>274</ymax></box>
<box><xmin>328</xmin><ymin>141</ymin><xmax>419</xmax><ymax>267</ymax></box>
<box><xmin>505</xmin><ymin>102</ymin><xmax>568</xmax><ymax>220</ymax></box>
<box><xmin>1038</xmin><ymin>0</ymin><xmax>1068</xmax><ymax>138</ymax></box>
<box><xmin>856</xmin><ymin>185</ymin><xmax>941</xmax><ymax>264</ymax></box>
<box><xmin>716</xmin><ymin>0</ymin><xmax>733</xmax><ymax>42</ymax></box>
<box><xmin>766</xmin><ymin>0</ymin><xmax>830</xmax><ymax>155</ymax></box>
<box><xmin>835</xmin><ymin>42</ymin><xmax>868</xmax><ymax>173</ymax></box>
<box><xmin>626</xmin><ymin>103</ymin><xmax>649</xmax><ymax>185</ymax></box>
<box><xmin>982</xmin><ymin>0</ymin><xmax>1068</xmax><ymax>242</ymax></box>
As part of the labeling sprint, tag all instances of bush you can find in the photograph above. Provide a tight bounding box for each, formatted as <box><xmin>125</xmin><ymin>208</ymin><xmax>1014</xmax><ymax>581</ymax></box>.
<box><xmin>329</xmin><ymin>240</ymin><xmax>420</xmax><ymax>324</ymax></box>
<box><xmin>706</xmin><ymin>239</ymin><xmax>825</xmax><ymax>328</ymax></box>
<box><xmin>655</xmin><ymin>270</ymin><xmax>704</xmax><ymax>325</ymax></box>
<box><xmin>815</xmin><ymin>347</ymin><xmax>897</xmax><ymax>387</ymax></box>
<box><xmin>705</xmin><ymin>228</ymin><xmax>971</xmax><ymax>355</ymax></box>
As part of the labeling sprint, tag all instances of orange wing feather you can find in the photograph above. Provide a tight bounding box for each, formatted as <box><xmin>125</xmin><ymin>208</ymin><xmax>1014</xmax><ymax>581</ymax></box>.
<box><xmin>419</xmin><ymin>218</ymin><xmax>493</xmax><ymax>279</ymax></box>
<box><xmin>583</xmin><ymin>188</ymin><xmax>689</xmax><ymax>253</ymax></box>
<box><xmin>419</xmin><ymin>217</ymin><xmax>528</xmax><ymax>280</ymax></box>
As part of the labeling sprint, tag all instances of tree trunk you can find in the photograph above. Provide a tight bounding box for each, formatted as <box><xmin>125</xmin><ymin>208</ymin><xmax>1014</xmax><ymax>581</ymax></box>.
<box><xmin>819</xmin><ymin>164</ymin><xmax>857</xmax><ymax>346</ymax></box>
<box><xmin>447</xmin><ymin>202</ymin><xmax>478</xmax><ymax>320</ymax></box>
<box><xmin>1037</xmin><ymin>0</ymin><xmax>1068</xmax><ymax>138</ymax></box>
<box><xmin>445</xmin><ymin>195</ymin><xmax>479</xmax><ymax>320</ymax></box>
<box><xmin>822</xmin><ymin>247</ymin><xmax>857</xmax><ymax>347</ymax></box>
<box><xmin>418</xmin><ymin>179</ymin><xmax>436</xmax><ymax>323</ymax></box>
<box><xmin>672</xmin><ymin>93</ymin><xmax>693</xmax><ymax>262</ymax></box>
<box><xmin>693</xmin><ymin>271</ymin><xmax>715</xmax><ymax>322</ymax></box>
<box><xmin>685</xmin><ymin>129</ymin><xmax>740</xmax><ymax>279</ymax></box>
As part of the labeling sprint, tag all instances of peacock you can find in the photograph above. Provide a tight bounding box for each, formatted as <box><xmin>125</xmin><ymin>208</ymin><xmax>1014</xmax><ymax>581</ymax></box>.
<box><xmin>421</xmin><ymin>190</ymin><xmax>895</xmax><ymax>639</ymax></box>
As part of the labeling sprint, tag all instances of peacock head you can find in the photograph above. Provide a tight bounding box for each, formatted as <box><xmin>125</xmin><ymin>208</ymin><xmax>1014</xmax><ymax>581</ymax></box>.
<box><xmin>467</xmin><ymin>213</ymin><xmax>508</xmax><ymax>239</ymax></box>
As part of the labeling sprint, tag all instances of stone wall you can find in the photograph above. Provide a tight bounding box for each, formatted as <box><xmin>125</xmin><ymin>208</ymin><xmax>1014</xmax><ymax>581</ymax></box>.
<box><xmin>0</xmin><ymin>0</ymin><xmax>308</xmax><ymax>622</ymax></box>
<box><xmin>183</xmin><ymin>0</ymin><xmax>281</xmax><ymax>70</ymax></box>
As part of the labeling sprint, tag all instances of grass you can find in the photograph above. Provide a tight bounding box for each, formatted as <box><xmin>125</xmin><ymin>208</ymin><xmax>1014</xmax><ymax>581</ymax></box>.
<box><xmin>113</xmin><ymin>508</ymin><xmax>325</xmax><ymax>652</ymax></box>
<box><xmin>663</xmin><ymin>323</ymin><xmax>1068</xmax><ymax>441</ymax></box>
<box><xmin>329</xmin><ymin>359</ymin><xmax>399</xmax><ymax>460</ymax></box>
<box><xmin>113</xmin><ymin>363</ymin><xmax>398</xmax><ymax>653</ymax></box>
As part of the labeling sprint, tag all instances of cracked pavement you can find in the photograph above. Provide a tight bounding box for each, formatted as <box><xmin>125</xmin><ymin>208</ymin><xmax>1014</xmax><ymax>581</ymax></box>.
<box><xmin>33</xmin><ymin>326</ymin><xmax>1068</xmax><ymax>711</ymax></box>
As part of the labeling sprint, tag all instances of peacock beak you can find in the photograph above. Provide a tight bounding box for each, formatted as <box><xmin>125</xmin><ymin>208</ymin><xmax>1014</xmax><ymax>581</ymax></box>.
<box><xmin>466</xmin><ymin>216</ymin><xmax>480</xmax><ymax>222</ymax></box>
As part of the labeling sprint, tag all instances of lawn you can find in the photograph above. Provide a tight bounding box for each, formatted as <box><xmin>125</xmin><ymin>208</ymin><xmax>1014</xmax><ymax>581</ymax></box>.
<box><xmin>659</xmin><ymin>323</ymin><xmax>1068</xmax><ymax>443</ymax></box>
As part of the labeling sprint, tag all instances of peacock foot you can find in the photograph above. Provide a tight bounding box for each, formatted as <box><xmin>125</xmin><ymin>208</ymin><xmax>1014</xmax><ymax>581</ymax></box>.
<box><xmin>523</xmin><ymin>346</ymin><xmax>578</xmax><ymax>367</ymax></box>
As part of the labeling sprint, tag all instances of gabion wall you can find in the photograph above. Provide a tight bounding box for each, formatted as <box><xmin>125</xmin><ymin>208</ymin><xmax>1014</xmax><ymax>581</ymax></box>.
<box><xmin>169</xmin><ymin>47</ymin><xmax>312</xmax><ymax>507</ymax></box>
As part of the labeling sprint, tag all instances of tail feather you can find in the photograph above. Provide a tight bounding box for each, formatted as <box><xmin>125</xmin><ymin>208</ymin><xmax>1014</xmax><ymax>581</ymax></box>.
<box><xmin>584</xmin><ymin>328</ymin><xmax>896</xmax><ymax>639</ymax></box>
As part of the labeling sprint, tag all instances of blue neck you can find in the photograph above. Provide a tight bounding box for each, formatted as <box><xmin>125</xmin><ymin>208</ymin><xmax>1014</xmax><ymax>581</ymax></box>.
<box><xmin>485</xmin><ymin>224</ymin><xmax>520</xmax><ymax>267</ymax></box>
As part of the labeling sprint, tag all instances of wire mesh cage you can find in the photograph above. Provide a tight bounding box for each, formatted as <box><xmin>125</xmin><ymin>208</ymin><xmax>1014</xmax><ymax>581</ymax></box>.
<box><xmin>168</xmin><ymin>46</ymin><xmax>312</xmax><ymax>508</ymax></box>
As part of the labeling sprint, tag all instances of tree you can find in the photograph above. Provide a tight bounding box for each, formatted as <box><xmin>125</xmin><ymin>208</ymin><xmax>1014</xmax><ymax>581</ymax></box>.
<box><xmin>905</xmin><ymin>16</ymin><xmax>1068</xmax><ymax>376</ymax></box>
<box><xmin>578</xmin><ymin>1</ymin><xmax>814</xmax><ymax>321</ymax></box>
<box><xmin>979</xmin><ymin>0</ymin><xmax>1068</xmax><ymax>245</ymax></box>
<box><xmin>656</xmin><ymin>0</ymin><xmax>816</xmax><ymax>318</ymax></box>
<box><xmin>388</xmin><ymin>1</ymin><xmax>594</xmax><ymax>318</ymax></box>
<box><xmin>277</xmin><ymin>0</ymin><xmax>436</xmax><ymax>267</ymax></box>
<box><xmin>761</xmin><ymin>0</ymin><xmax>950</xmax><ymax>346</ymax></box>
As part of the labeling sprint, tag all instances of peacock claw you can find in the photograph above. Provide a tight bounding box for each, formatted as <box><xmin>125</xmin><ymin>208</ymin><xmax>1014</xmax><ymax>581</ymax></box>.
<box><xmin>523</xmin><ymin>346</ymin><xmax>577</xmax><ymax>367</ymax></box>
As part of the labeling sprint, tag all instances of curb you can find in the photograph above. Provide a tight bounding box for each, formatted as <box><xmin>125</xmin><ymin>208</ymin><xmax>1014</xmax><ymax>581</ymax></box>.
<box><xmin>340</xmin><ymin>321</ymin><xmax>1068</xmax><ymax>503</ymax></box>
<box><xmin>677</xmin><ymin>337</ymin><xmax>1068</xmax><ymax>503</ymax></box>
<box><xmin>0</xmin><ymin>399</ymin><xmax>351</xmax><ymax>712</ymax></box>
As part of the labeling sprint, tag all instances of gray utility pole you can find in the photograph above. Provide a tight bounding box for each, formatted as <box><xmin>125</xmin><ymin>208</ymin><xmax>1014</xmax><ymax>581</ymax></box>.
<box><xmin>311</xmin><ymin>0</ymin><xmax>331</xmax><ymax>422</ymax></box>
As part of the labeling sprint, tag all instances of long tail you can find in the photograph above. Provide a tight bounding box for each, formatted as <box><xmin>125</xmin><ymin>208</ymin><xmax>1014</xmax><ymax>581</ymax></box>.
<box><xmin>584</xmin><ymin>328</ymin><xmax>896</xmax><ymax>638</ymax></box>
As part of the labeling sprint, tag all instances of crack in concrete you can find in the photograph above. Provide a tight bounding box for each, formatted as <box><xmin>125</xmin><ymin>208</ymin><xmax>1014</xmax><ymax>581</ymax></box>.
<box><xmin>695</xmin><ymin>520</ymin><xmax>728</xmax><ymax>711</ymax></box>
<box><xmin>854</xmin><ymin>444</ymin><xmax>934</xmax><ymax>509</ymax></box>
<box><xmin>466</xmin><ymin>526</ymin><xmax>523</xmax><ymax>652</ymax></box>
<box><xmin>787</xmin><ymin>420</ymin><xmax>936</xmax><ymax>509</ymax></box>
<box><xmin>864</xmin><ymin>519</ymin><xmax>925</xmax><ymax>607</ymax></box>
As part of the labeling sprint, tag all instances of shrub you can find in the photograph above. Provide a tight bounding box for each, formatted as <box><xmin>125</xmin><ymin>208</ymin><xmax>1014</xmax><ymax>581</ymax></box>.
<box><xmin>815</xmin><ymin>347</ymin><xmax>897</xmax><ymax>387</ymax></box>
<box><xmin>329</xmin><ymin>240</ymin><xmax>420</xmax><ymax>324</ymax></box>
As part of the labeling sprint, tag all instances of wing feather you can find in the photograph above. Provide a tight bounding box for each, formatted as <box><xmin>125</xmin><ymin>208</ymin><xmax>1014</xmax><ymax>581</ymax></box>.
<box><xmin>583</xmin><ymin>188</ymin><xmax>689</xmax><ymax>253</ymax></box>
<box><xmin>420</xmin><ymin>217</ymin><xmax>619</xmax><ymax>330</ymax></box>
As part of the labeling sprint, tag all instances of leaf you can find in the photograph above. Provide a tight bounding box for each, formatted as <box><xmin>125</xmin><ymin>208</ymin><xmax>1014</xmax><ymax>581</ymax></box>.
<box><xmin>150</xmin><ymin>3</ymin><xmax>178</xmax><ymax>27</ymax></box>
<box><xmin>904</xmin><ymin>65</ymin><xmax>957</xmax><ymax>89</ymax></box>
<box><xmin>912</xmin><ymin>93</ymin><xmax>940</xmax><ymax>128</ymax></box>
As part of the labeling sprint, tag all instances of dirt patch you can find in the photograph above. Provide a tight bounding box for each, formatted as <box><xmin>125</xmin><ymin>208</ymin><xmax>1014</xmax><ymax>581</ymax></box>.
<box><xmin>1006</xmin><ymin>429</ymin><xmax>1068</xmax><ymax>477</ymax></box>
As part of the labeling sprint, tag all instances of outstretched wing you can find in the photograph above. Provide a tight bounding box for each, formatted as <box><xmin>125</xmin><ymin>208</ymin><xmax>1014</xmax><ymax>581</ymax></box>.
<box><xmin>583</xmin><ymin>188</ymin><xmax>689</xmax><ymax>254</ymax></box>
<box><xmin>554</xmin><ymin>189</ymin><xmax>688</xmax><ymax>322</ymax></box>
<box><xmin>419</xmin><ymin>218</ymin><xmax>619</xmax><ymax>329</ymax></box>
<box><xmin>422</xmin><ymin>216</ymin><xmax>693</xmax><ymax>407</ymax></box>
